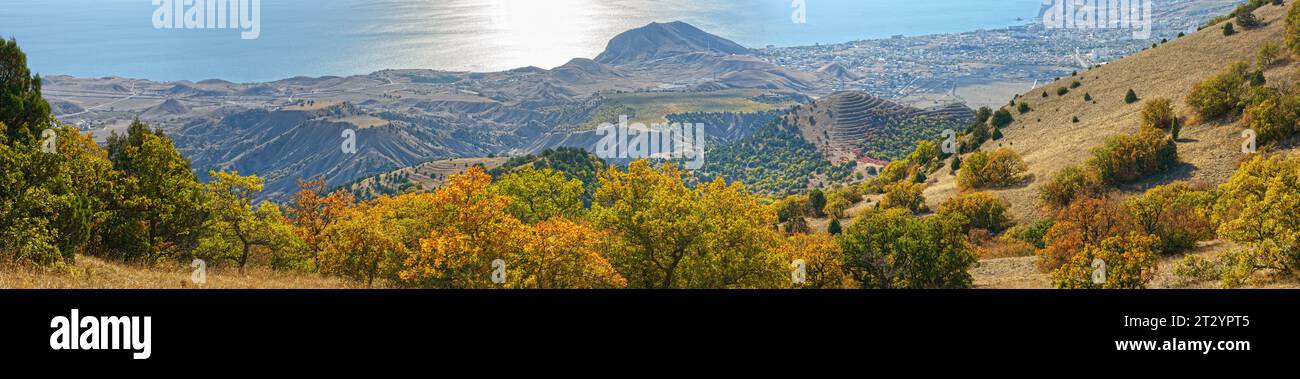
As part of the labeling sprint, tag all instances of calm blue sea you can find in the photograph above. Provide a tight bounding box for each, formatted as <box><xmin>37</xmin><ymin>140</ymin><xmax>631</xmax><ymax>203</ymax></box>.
<box><xmin>0</xmin><ymin>0</ymin><xmax>1042</xmax><ymax>82</ymax></box>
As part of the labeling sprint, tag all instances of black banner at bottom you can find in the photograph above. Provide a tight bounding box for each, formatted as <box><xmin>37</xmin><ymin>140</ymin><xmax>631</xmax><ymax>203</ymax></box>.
<box><xmin>2</xmin><ymin>290</ymin><xmax>1294</xmax><ymax>367</ymax></box>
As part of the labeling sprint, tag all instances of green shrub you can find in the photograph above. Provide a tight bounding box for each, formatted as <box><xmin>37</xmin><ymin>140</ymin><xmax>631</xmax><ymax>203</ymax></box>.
<box><xmin>1087</xmin><ymin>127</ymin><xmax>1178</xmax><ymax>185</ymax></box>
<box><xmin>938</xmin><ymin>192</ymin><xmax>1013</xmax><ymax>234</ymax></box>
<box><xmin>838</xmin><ymin>208</ymin><xmax>976</xmax><ymax>289</ymax></box>
<box><xmin>1257</xmin><ymin>41</ymin><xmax>1280</xmax><ymax>68</ymax></box>
<box><xmin>1052</xmin><ymin>232</ymin><xmax>1160</xmax><ymax>289</ymax></box>
<box><xmin>1126</xmin><ymin>182</ymin><xmax>1215</xmax><ymax>255</ymax></box>
<box><xmin>1006</xmin><ymin>219</ymin><xmax>1054</xmax><ymax>249</ymax></box>
<box><xmin>991</xmin><ymin>109</ymin><xmax>1014</xmax><ymax>128</ymax></box>
<box><xmin>1138</xmin><ymin>98</ymin><xmax>1176</xmax><ymax>130</ymax></box>
<box><xmin>957</xmin><ymin>148</ymin><xmax>1027</xmax><ymax>190</ymax></box>
<box><xmin>1039</xmin><ymin>164</ymin><xmax>1107</xmax><ymax>209</ymax></box>
<box><xmin>1186</xmin><ymin>62</ymin><xmax>1251</xmax><ymax>120</ymax></box>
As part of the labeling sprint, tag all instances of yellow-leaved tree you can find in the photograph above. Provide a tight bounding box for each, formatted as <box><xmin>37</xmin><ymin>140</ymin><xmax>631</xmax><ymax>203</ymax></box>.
<box><xmin>589</xmin><ymin>160</ymin><xmax>786</xmax><ymax>288</ymax></box>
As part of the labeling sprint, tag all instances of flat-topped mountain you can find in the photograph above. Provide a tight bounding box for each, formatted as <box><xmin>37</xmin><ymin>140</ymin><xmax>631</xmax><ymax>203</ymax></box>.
<box><xmin>595</xmin><ymin>21</ymin><xmax>750</xmax><ymax>65</ymax></box>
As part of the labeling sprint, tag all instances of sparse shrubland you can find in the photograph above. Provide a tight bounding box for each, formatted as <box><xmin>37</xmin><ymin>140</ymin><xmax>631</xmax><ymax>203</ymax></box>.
<box><xmin>956</xmin><ymin>148</ymin><xmax>1027</xmax><ymax>190</ymax></box>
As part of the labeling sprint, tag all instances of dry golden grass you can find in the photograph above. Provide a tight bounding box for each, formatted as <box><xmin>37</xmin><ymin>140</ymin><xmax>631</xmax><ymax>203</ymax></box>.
<box><xmin>0</xmin><ymin>254</ymin><xmax>358</xmax><ymax>289</ymax></box>
<box><xmin>977</xmin><ymin>239</ymin><xmax>1036</xmax><ymax>260</ymax></box>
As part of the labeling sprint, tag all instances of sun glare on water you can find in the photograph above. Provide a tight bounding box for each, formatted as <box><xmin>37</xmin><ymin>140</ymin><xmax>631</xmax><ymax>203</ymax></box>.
<box><xmin>483</xmin><ymin>0</ymin><xmax>609</xmax><ymax>69</ymax></box>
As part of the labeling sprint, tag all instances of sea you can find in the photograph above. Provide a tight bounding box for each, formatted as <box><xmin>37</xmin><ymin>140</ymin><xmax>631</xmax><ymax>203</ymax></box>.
<box><xmin>0</xmin><ymin>0</ymin><xmax>1044</xmax><ymax>82</ymax></box>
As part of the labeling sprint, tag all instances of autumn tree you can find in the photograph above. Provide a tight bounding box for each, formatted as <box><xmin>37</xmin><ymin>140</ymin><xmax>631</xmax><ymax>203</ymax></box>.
<box><xmin>838</xmin><ymin>207</ymin><xmax>976</xmax><ymax>289</ymax></box>
<box><xmin>785</xmin><ymin>233</ymin><xmax>851</xmax><ymax>289</ymax></box>
<box><xmin>1186</xmin><ymin>61</ymin><xmax>1251</xmax><ymax>120</ymax></box>
<box><xmin>319</xmin><ymin>202</ymin><xmax>407</xmax><ymax>288</ymax></box>
<box><xmin>1126</xmin><ymin>182</ymin><xmax>1215</xmax><ymax>256</ymax></box>
<box><xmin>103</xmin><ymin>122</ymin><xmax>208</xmax><ymax>263</ymax></box>
<box><xmin>1242</xmin><ymin>88</ymin><xmax>1300</xmax><ymax>145</ymax></box>
<box><xmin>197</xmin><ymin>171</ymin><xmax>306</xmax><ymax>272</ymax></box>
<box><xmin>589</xmin><ymin>161</ymin><xmax>786</xmax><ymax>288</ymax></box>
<box><xmin>1052</xmin><ymin>232</ymin><xmax>1160</xmax><ymax>289</ymax></box>
<box><xmin>0</xmin><ymin>39</ymin><xmax>120</xmax><ymax>267</ymax></box>
<box><xmin>880</xmin><ymin>180</ymin><xmax>926</xmax><ymax>214</ymax></box>
<box><xmin>516</xmin><ymin>218</ymin><xmax>627</xmax><ymax>289</ymax></box>
<box><xmin>938</xmin><ymin>192</ymin><xmax>1013</xmax><ymax>234</ymax></box>
<box><xmin>1039</xmin><ymin>164</ymin><xmax>1107</xmax><ymax>209</ymax></box>
<box><xmin>1138</xmin><ymin>98</ymin><xmax>1176</xmax><ymax>131</ymax></box>
<box><xmin>1212</xmin><ymin>154</ymin><xmax>1300</xmax><ymax>276</ymax></box>
<box><xmin>286</xmin><ymin>177</ymin><xmax>354</xmax><ymax>270</ymax></box>
<box><xmin>1038</xmin><ymin>196</ymin><xmax>1136</xmax><ymax>272</ymax></box>
<box><xmin>492</xmin><ymin>166</ymin><xmax>584</xmax><ymax>224</ymax></box>
<box><xmin>1086</xmin><ymin>127</ymin><xmax>1177</xmax><ymax>185</ymax></box>
<box><xmin>399</xmin><ymin>167</ymin><xmax>525</xmax><ymax>289</ymax></box>
<box><xmin>957</xmin><ymin>148</ymin><xmax>1027</xmax><ymax>190</ymax></box>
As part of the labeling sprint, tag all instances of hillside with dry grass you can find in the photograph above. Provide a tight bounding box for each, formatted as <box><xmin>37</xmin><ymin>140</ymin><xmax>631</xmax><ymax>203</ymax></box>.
<box><xmin>0</xmin><ymin>255</ymin><xmax>356</xmax><ymax>289</ymax></box>
<box><xmin>927</xmin><ymin>3</ymin><xmax>1299</xmax><ymax>223</ymax></box>
<box><xmin>933</xmin><ymin>4</ymin><xmax>1300</xmax><ymax>289</ymax></box>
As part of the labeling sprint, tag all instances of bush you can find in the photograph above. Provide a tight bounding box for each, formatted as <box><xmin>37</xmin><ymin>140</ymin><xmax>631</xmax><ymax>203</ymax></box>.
<box><xmin>838</xmin><ymin>207</ymin><xmax>977</xmax><ymax>289</ymax></box>
<box><xmin>1186</xmin><ymin>61</ymin><xmax>1251</xmax><ymax>120</ymax></box>
<box><xmin>1038</xmin><ymin>196</ymin><xmax>1136</xmax><ymax>272</ymax></box>
<box><xmin>937</xmin><ymin>192</ymin><xmax>1013</xmax><ymax>234</ymax></box>
<box><xmin>881</xmin><ymin>181</ymin><xmax>926</xmax><ymax>214</ymax></box>
<box><xmin>808</xmin><ymin>188</ymin><xmax>827</xmax><ymax>217</ymax></box>
<box><xmin>1039</xmin><ymin>164</ymin><xmax>1107</xmax><ymax>209</ymax></box>
<box><xmin>1126</xmin><ymin>182</ymin><xmax>1216</xmax><ymax>255</ymax></box>
<box><xmin>1125</xmin><ymin>89</ymin><xmax>1139</xmax><ymax>104</ymax></box>
<box><xmin>1017</xmin><ymin>102</ymin><xmax>1031</xmax><ymax>114</ymax></box>
<box><xmin>1237</xmin><ymin>9</ymin><xmax>1262</xmax><ymax>29</ymax></box>
<box><xmin>785</xmin><ymin>233</ymin><xmax>849</xmax><ymax>288</ymax></box>
<box><xmin>1138</xmin><ymin>98</ymin><xmax>1177</xmax><ymax>130</ymax></box>
<box><xmin>956</xmin><ymin>148</ymin><xmax>1028</xmax><ymax>190</ymax></box>
<box><xmin>1288</xmin><ymin>1</ymin><xmax>1300</xmax><ymax>55</ymax></box>
<box><xmin>1052</xmin><ymin>232</ymin><xmax>1160</xmax><ymax>289</ymax></box>
<box><xmin>1006</xmin><ymin>219</ymin><xmax>1054</xmax><ymax>249</ymax></box>
<box><xmin>990</xmin><ymin>109</ymin><xmax>1014</xmax><ymax>128</ymax></box>
<box><xmin>1242</xmin><ymin>89</ymin><xmax>1300</xmax><ymax>145</ymax></box>
<box><xmin>1258</xmin><ymin>41</ymin><xmax>1280</xmax><ymax>68</ymax></box>
<box><xmin>1211</xmin><ymin>154</ymin><xmax>1300</xmax><ymax>276</ymax></box>
<box><xmin>1086</xmin><ymin>127</ymin><xmax>1177</xmax><ymax>185</ymax></box>
<box><xmin>1056</xmin><ymin>87</ymin><xmax>1069</xmax><ymax>96</ymax></box>
<box><xmin>1174</xmin><ymin>255</ymin><xmax>1222</xmax><ymax>285</ymax></box>
<box><xmin>823</xmin><ymin>190</ymin><xmax>853</xmax><ymax>219</ymax></box>
<box><xmin>1224</xmin><ymin>21</ymin><xmax>1236</xmax><ymax>36</ymax></box>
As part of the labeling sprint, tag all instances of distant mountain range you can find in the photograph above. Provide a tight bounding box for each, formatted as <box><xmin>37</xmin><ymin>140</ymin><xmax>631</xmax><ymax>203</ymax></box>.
<box><xmin>44</xmin><ymin>21</ymin><xmax>968</xmax><ymax>200</ymax></box>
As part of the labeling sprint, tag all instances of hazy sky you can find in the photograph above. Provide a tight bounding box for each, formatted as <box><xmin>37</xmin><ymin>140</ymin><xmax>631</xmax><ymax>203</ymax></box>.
<box><xmin>0</xmin><ymin>0</ymin><xmax>1042</xmax><ymax>81</ymax></box>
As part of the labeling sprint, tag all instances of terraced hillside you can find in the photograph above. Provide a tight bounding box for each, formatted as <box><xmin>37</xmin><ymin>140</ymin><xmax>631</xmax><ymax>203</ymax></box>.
<box><xmin>790</xmin><ymin>91</ymin><xmax>974</xmax><ymax>163</ymax></box>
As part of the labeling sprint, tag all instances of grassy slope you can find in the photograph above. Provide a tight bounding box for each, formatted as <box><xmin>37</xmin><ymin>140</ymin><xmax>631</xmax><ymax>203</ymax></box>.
<box><xmin>0</xmin><ymin>255</ymin><xmax>356</xmax><ymax>289</ymax></box>
<box><xmin>928</xmin><ymin>4</ymin><xmax>1298</xmax><ymax>223</ymax></box>
<box><xmin>951</xmin><ymin>4</ymin><xmax>1300</xmax><ymax>288</ymax></box>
